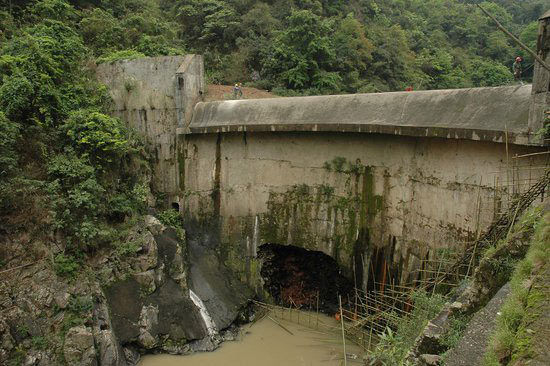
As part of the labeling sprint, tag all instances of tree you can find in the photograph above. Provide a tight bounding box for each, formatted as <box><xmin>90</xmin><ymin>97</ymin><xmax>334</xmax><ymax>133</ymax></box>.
<box><xmin>262</xmin><ymin>9</ymin><xmax>339</xmax><ymax>92</ymax></box>
<box><xmin>175</xmin><ymin>0</ymin><xmax>239</xmax><ymax>50</ymax></box>
<box><xmin>469</xmin><ymin>59</ymin><xmax>513</xmax><ymax>87</ymax></box>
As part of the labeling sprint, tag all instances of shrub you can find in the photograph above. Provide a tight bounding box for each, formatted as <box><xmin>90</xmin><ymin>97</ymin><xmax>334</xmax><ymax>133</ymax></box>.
<box><xmin>158</xmin><ymin>209</ymin><xmax>183</xmax><ymax>229</ymax></box>
<box><xmin>54</xmin><ymin>253</ymin><xmax>79</xmax><ymax>278</ymax></box>
<box><xmin>62</xmin><ymin>110</ymin><xmax>130</xmax><ymax>166</ymax></box>
<box><xmin>0</xmin><ymin>112</ymin><xmax>19</xmax><ymax>176</ymax></box>
<box><xmin>96</xmin><ymin>49</ymin><xmax>146</xmax><ymax>64</ymax></box>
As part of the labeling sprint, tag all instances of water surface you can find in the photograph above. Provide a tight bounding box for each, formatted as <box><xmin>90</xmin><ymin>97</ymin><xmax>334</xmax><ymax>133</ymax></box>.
<box><xmin>140</xmin><ymin>311</ymin><xmax>362</xmax><ymax>366</ymax></box>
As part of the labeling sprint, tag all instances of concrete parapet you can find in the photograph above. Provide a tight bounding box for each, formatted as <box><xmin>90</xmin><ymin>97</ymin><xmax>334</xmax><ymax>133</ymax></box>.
<box><xmin>188</xmin><ymin>85</ymin><xmax>534</xmax><ymax>145</ymax></box>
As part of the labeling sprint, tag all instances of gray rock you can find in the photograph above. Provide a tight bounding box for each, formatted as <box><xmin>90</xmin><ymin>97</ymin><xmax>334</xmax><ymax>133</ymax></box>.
<box><xmin>133</xmin><ymin>271</ymin><xmax>156</xmax><ymax>294</ymax></box>
<box><xmin>122</xmin><ymin>347</ymin><xmax>140</xmax><ymax>365</ymax></box>
<box><xmin>144</xmin><ymin>215</ymin><xmax>166</xmax><ymax>235</ymax></box>
<box><xmin>420</xmin><ymin>354</ymin><xmax>442</xmax><ymax>365</ymax></box>
<box><xmin>95</xmin><ymin>330</ymin><xmax>127</xmax><ymax>366</ymax></box>
<box><xmin>55</xmin><ymin>292</ymin><xmax>70</xmax><ymax>310</ymax></box>
<box><xmin>34</xmin><ymin>288</ymin><xmax>53</xmax><ymax>309</ymax></box>
<box><xmin>138</xmin><ymin>305</ymin><xmax>159</xmax><ymax>349</ymax></box>
<box><xmin>138</xmin><ymin>231</ymin><xmax>158</xmax><ymax>272</ymax></box>
<box><xmin>23</xmin><ymin>351</ymin><xmax>41</xmax><ymax>366</ymax></box>
<box><xmin>0</xmin><ymin>318</ymin><xmax>15</xmax><ymax>364</ymax></box>
<box><xmin>64</xmin><ymin>326</ymin><xmax>97</xmax><ymax>366</ymax></box>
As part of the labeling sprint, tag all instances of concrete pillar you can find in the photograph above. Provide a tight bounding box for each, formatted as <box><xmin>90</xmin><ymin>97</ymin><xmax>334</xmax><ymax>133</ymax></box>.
<box><xmin>528</xmin><ymin>10</ymin><xmax>550</xmax><ymax>144</ymax></box>
<box><xmin>174</xmin><ymin>55</ymin><xmax>205</xmax><ymax>208</ymax></box>
<box><xmin>175</xmin><ymin>54</ymin><xmax>205</xmax><ymax>131</ymax></box>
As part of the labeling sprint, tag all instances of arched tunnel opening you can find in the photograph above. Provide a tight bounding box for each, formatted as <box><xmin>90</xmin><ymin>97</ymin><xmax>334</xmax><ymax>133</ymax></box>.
<box><xmin>258</xmin><ymin>243</ymin><xmax>354</xmax><ymax>314</ymax></box>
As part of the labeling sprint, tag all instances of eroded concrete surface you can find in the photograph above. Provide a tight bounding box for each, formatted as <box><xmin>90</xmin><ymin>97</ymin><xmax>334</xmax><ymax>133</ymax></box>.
<box><xmin>182</xmin><ymin>131</ymin><xmax>548</xmax><ymax>289</ymax></box>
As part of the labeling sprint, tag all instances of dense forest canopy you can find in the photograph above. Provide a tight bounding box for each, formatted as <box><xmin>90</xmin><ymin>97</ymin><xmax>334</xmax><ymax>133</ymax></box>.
<box><xmin>0</xmin><ymin>0</ymin><xmax>547</xmax><ymax>251</ymax></box>
<box><xmin>1</xmin><ymin>0</ymin><xmax>547</xmax><ymax>95</ymax></box>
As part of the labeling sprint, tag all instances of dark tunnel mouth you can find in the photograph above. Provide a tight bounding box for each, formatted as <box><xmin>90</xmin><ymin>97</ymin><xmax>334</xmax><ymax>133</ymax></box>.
<box><xmin>257</xmin><ymin>243</ymin><xmax>353</xmax><ymax>314</ymax></box>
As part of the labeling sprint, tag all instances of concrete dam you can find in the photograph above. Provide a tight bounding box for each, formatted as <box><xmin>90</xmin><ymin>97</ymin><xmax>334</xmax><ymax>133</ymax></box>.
<box><xmin>96</xmin><ymin>44</ymin><xmax>549</xmax><ymax>326</ymax></box>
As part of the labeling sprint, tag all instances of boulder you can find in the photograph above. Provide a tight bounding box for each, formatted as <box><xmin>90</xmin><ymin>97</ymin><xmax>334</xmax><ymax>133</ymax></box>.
<box><xmin>54</xmin><ymin>292</ymin><xmax>70</xmax><ymax>310</ymax></box>
<box><xmin>138</xmin><ymin>231</ymin><xmax>158</xmax><ymax>272</ymax></box>
<box><xmin>95</xmin><ymin>330</ymin><xmax>127</xmax><ymax>366</ymax></box>
<box><xmin>133</xmin><ymin>271</ymin><xmax>156</xmax><ymax>295</ymax></box>
<box><xmin>137</xmin><ymin>305</ymin><xmax>159</xmax><ymax>349</ymax></box>
<box><xmin>144</xmin><ymin>215</ymin><xmax>166</xmax><ymax>235</ymax></box>
<box><xmin>64</xmin><ymin>326</ymin><xmax>97</xmax><ymax>366</ymax></box>
<box><xmin>420</xmin><ymin>354</ymin><xmax>442</xmax><ymax>365</ymax></box>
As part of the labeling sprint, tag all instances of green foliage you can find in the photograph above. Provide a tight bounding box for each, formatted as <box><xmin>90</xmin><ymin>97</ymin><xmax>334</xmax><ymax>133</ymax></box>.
<box><xmin>31</xmin><ymin>336</ymin><xmax>49</xmax><ymax>350</ymax></box>
<box><xmin>54</xmin><ymin>253</ymin><xmax>80</xmax><ymax>278</ymax></box>
<box><xmin>115</xmin><ymin>239</ymin><xmax>142</xmax><ymax>257</ymax></box>
<box><xmin>323</xmin><ymin>156</ymin><xmax>363</xmax><ymax>174</ymax></box>
<box><xmin>96</xmin><ymin>49</ymin><xmax>146</xmax><ymax>64</ymax></box>
<box><xmin>175</xmin><ymin>0</ymin><xmax>239</xmax><ymax>49</ymax></box>
<box><xmin>0</xmin><ymin>1</ymin><xmax>149</xmax><ymax>250</ymax></box>
<box><xmin>440</xmin><ymin>313</ymin><xmax>472</xmax><ymax>349</ymax></box>
<box><xmin>3</xmin><ymin>0</ymin><xmax>541</xmax><ymax>96</ymax></box>
<box><xmin>7</xmin><ymin>346</ymin><xmax>26</xmax><ymax>366</ymax></box>
<box><xmin>31</xmin><ymin>0</ymin><xmax>78</xmax><ymax>23</ymax></box>
<box><xmin>67</xmin><ymin>295</ymin><xmax>95</xmax><ymax>314</ymax></box>
<box><xmin>483</xmin><ymin>209</ymin><xmax>550</xmax><ymax>365</ymax></box>
<box><xmin>369</xmin><ymin>290</ymin><xmax>446</xmax><ymax>365</ymax></box>
<box><xmin>0</xmin><ymin>112</ymin><xmax>19</xmax><ymax>177</ymax></box>
<box><xmin>158</xmin><ymin>209</ymin><xmax>184</xmax><ymax>229</ymax></box>
<box><xmin>470</xmin><ymin>59</ymin><xmax>513</xmax><ymax>87</ymax></box>
<box><xmin>262</xmin><ymin>9</ymin><xmax>339</xmax><ymax>92</ymax></box>
<box><xmin>62</xmin><ymin>110</ymin><xmax>130</xmax><ymax>165</ymax></box>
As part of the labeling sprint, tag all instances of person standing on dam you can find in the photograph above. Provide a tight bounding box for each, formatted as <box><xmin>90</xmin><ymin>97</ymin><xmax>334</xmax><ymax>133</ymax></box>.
<box><xmin>233</xmin><ymin>83</ymin><xmax>243</xmax><ymax>99</ymax></box>
<box><xmin>513</xmin><ymin>56</ymin><xmax>523</xmax><ymax>84</ymax></box>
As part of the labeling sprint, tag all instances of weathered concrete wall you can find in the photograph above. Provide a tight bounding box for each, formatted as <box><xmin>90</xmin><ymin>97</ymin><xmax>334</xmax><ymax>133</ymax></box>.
<box><xmin>182</xmin><ymin>132</ymin><xmax>548</xmax><ymax>290</ymax></box>
<box><xmin>96</xmin><ymin>55</ymin><xmax>203</xmax><ymax>203</ymax></box>
<box><xmin>176</xmin><ymin>55</ymin><xmax>205</xmax><ymax>130</ymax></box>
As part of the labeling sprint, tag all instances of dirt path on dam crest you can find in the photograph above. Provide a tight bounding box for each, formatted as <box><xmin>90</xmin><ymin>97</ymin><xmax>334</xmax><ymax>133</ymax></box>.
<box><xmin>204</xmin><ymin>85</ymin><xmax>276</xmax><ymax>102</ymax></box>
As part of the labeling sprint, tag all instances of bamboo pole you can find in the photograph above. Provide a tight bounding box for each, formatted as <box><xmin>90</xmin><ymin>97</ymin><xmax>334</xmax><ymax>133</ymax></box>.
<box><xmin>339</xmin><ymin>295</ymin><xmax>348</xmax><ymax>366</ymax></box>
<box><xmin>267</xmin><ymin>315</ymin><xmax>294</xmax><ymax>335</ymax></box>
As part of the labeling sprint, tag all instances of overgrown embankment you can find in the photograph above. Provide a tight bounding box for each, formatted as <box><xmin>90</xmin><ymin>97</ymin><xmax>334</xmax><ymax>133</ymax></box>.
<box><xmin>366</xmin><ymin>198</ymin><xmax>549</xmax><ymax>366</ymax></box>
<box><xmin>483</xmin><ymin>204</ymin><xmax>550</xmax><ymax>366</ymax></box>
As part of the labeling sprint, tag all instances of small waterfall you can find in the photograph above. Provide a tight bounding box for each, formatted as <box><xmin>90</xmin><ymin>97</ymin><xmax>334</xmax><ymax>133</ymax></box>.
<box><xmin>252</xmin><ymin>215</ymin><xmax>259</xmax><ymax>257</ymax></box>
<box><xmin>189</xmin><ymin>289</ymin><xmax>218</xmax><ymax>337</ymax></box>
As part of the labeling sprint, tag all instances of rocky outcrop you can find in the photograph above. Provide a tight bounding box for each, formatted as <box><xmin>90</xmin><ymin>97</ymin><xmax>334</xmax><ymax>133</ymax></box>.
<box><xmin>104</xmin><ymin>215</ymin><xmax>252</xmax><ymax>359</ymax></box>
<box><xmin>104</xmin><ymin>219</ymin><xmax>208</xmax><ymax>356</ymax></box>
<box><xmin>0</xmin><ymin>213</ymin><xmax>252</xmax><ymax>366</ymax></box>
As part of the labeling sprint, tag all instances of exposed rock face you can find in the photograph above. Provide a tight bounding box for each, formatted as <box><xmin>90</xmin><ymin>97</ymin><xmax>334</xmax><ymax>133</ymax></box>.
<box><xmin>105</xmin><ymin>225</ymin><xmax>209</xmax><ymax>354</ymax></box>
<box><xmin>93</xmin><ymin>302</ymin><xmax>128</xmax><ymax>366</ymax></box>
<box><xmin>0</xmin><ymin>318</ymin><xmax>15</xmax><ymax>363</ymax></box>
<box><xmin>64</xmin><ymin>326</ymin><xmax>97</xmax><ymax>366</ymax></box>
<box><xmin>0</xmin><ymin>213</ymin><xmax>252</xmax><ymax>366</ymax></box>
<box><xmin>188</xmin><ymin>239</ymin><xmax>253</xmax><ymax>332</ymax></box>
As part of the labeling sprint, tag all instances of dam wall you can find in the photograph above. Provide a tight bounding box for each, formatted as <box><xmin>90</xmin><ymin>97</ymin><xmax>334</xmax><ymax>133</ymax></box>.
<box><xmin>183</xmin><ymin>90</ymin><xmax>548</xmax><ymax>289</ymax></box>
<box><xmin>96</xmin><ymin>53</ymin><xmax>549</xmax><ymax>291</ymax></box>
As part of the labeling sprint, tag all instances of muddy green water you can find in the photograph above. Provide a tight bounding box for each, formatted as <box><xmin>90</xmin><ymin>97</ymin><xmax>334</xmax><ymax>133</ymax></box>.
<box><xmin>139</xmin><ymin>311</ymin><xmax>362</xmax><ymax>366</ymax></box>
